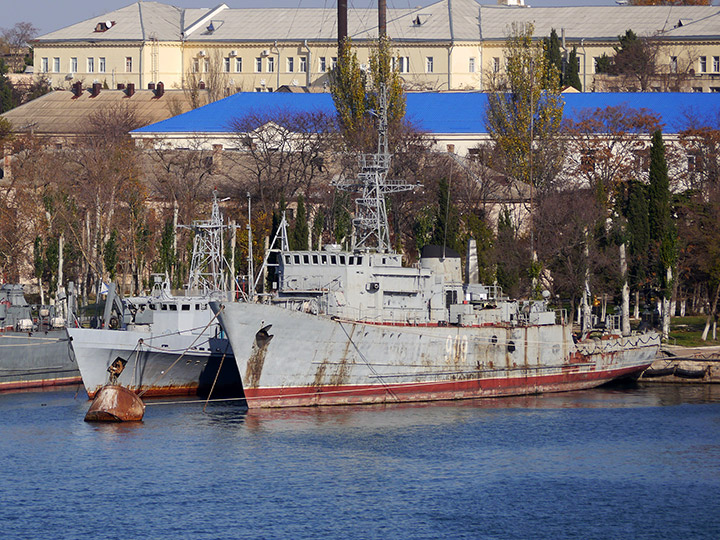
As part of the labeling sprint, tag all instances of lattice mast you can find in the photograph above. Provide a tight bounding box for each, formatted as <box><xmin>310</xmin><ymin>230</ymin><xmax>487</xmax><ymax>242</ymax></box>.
<box><xmin>334</xmin><ymin>85</ymin><xmax>414</xmax><ymax>253</ymax></box>
<box><xmin>184</xmin><ymin>190</ymin><xmax>226</xmax><ymax>294</ymax></box>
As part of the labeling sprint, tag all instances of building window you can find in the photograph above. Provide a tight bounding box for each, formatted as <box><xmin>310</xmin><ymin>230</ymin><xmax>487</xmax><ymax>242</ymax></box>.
<box><xmin>203</xmin><ymin>59</ymin><xmax>209</xmax><ymax>73</ymax></box>
<box><xmin>267</xmin><ymin>57</ymin><xmax>274</xmax><ymax>72</ymax></box>
<box><xmin>41</xmin><ymin>57</ymin><xmax>48</xmax><ymax>73</ymax></box>
<box><xmin>98</xmin><ymin>57</ymin><xmax>105</xmax><ymax>73</ymax></box>
<box><xmin>192</xmin><ymin>59</ymin><xmax>199</xmax><ymax>73</ymax></box>
<box><xmin>397</xmin><ymin>56</ymin><xmax>410</xmax><ymax>73</ymax></box>
<box><xmin>714</xmin><ymin>56</ymin><xmax>720</xmax><ymax>73</ymax></box>
<box><xmin>693</xmin><ymin>86</ymin><xmax>703</xmax><ymax>92</ymax></box>
<box><xmin>299</xmin><ymin>56</ymin><xmax>307</xmax><ymax>73</ymax></box>
<box><xmin>469</xmin><ymin>57</ymin><xmax>476</xmax><ymax>73</ymax></box>
<box><xmin>493</xmin><ymin>57</ymin><xmax>500</xmax><ymax>73</ymax></box>
<box><xmin>70</xmin><ymin>57</ymin><xmax>78</xmax><ymax>73</ymax></box>
<box><xmin>255</xmin><ymin>57</ymin><xmax>262</xmax><ymax>72</ymax></box>
<box><xmin>332</xmin><ymin>57</ymin><xmax>337</xmax><ymax>69</ymax></box>
<box><xmin>125</xmin><ymin>57</ymin><xmax>132</xmax><ymax>73</ymax></box>
<box><xmin>287</xmin><ymin>57</ymin><xmax>294</xmax><ymax>72</ymax></box>
<box><xmin>425</xmin><ymin>57</ymin><xmax>434</xmax><ymax>73</ymax></box>
<box><xmin>319</xmin><ymin>57</ymin><xmax>326</xmax><ymax>72</ymax></box>
<box><xmin>87</xmin><ymin>57</ymin><xmax>94</xmax><ymax>73</ymax></box>
<box><xmin>53</xmin><ymin>57</ymin><xmax>60</xmax><ymax>72</ymax></box>
<box><xmin>670</xmin><ymin>56</ymin><xmax>678</xmax><ymax>73</ymax></box>
<box><xmin>235</xmin><ymin>57</ymin><xmax>242</xmax><ymax>72</ymax></box>
<box><xmin>223</xmin><ymin>57</ymin><xmax>230</xmax><ymax>72</ymax></box>
<box><xmin>687</xmin><ymin>154</ymin><xmax>697</xmax><ymax>172</ymax></box>
<box><xmin>712</xmin><ymin>87</ymin><xmax>720</xmax><ymax>93</ymax></box>
<box><xmin>700</xmin><ymin>56</ymin><xmax>707</xmax><ymax>72</ymax></box>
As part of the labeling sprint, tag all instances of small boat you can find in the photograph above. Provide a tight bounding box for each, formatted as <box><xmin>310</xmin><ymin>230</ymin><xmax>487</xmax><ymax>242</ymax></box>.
<box><xmin>68</xmin><ymin>192</ymin><xmax>243</xmax><ymax>400</ymax></box>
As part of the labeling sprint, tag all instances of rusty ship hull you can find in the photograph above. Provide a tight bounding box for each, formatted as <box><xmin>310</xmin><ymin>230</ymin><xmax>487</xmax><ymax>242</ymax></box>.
<box><xmin>213</xmin><ymin>301</ymin><xmax>660</xmax><ymax>408</ymax></box>
<box><xmin>0</xmin><ymin>331</ymin><xmax>81</xmax><ymax>392</ymax></box>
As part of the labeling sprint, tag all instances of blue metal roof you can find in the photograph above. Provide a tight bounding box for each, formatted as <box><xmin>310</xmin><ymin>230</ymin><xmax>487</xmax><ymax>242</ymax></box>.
<box><xmin>133</xmin><ymin>91</ymin><xmax>720</xmax><ymax>135</ymax></box>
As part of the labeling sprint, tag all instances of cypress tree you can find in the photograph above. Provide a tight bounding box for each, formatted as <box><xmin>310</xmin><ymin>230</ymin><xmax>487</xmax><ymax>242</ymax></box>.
<box><xmin>0</xmin><ymin>60</ymin><xmax>16</xmax><ymax>114</ymax></box>
<box><xmin>564</xmin><ymin>47</ymin><xmax>582</xmax><ymax>91</ymax></box>
<box><xmin>648</xmin><ymin>130</ymin><xmax>677</xmax><ymax>296</ymax></box>
<box><xmin>543</xmin><ymin>29</ymin><xmax>562</xmax><ymax>89</ymax></box>
<box><xmin>291</xmin><ymin>195</ymin><xmax>309</xmax><ymax>251</ymax></box>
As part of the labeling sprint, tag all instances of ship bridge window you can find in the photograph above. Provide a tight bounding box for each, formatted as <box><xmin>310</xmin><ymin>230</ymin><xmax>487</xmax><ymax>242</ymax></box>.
<box><xmin>339</xmin><ymin>255</ymin><xmax>346</xmax><ymax>265</ymax></box>
<box><xmin>331</xmin><ymin>255</ymin><xmax>337</xmax><ymax>265</ymax></box>
<box><xmin>161</xmin><ymin>304</ymin><xmax>168</xmax><ymax>311</ymax></box>
<box><xmin>303</xmin><ymin>254</ymin><xmax>309</xmax><ymax>264</ymax></box>
<box><xmin>357</xmin><ymin>256</ymin><xmax>363</xmax><ymax>265</ymax></box>
<box><xmin>294</xmin><ymin>255</ymin><xmax>300</xmax><ymax>264</ymax></box>
<box><xmin>285</xmin><ymin>255</ymin><xmax>291</xmax><ymax>264</ymax></box>
<box><xmin>321</xmin><ymin>254</ymin><xmax>327</xmax><ymax>264</ymax></box>
<box><xmin>182</xmin><ymin>304</ymin><xmax>190</xmax><ymax>311</ymax></box>
<box><xmin>312</xmin><ymin>254</ymin><xmax>318</xmax><ymax>264</ymax></box>
<box><xmin>348</xmin><ymin>256</ymin><xmax>354</xmax><ymax>265</ymax></box>
<box><xmin>169</xmin><ymin>304</ymin><xmax>177</xmax><ymax>311</ymax></box>
<box><xmin>149</xmin><ymin>303</ymin><xmax>157</xmax><ymax>310</ymax></box>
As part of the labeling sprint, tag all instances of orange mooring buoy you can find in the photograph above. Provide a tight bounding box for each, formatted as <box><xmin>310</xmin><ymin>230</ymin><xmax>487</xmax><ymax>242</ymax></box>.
<box><xmin>84</xmin><ymin>384</ymin><xmax>146</xmax><ymax>422</ymax></box>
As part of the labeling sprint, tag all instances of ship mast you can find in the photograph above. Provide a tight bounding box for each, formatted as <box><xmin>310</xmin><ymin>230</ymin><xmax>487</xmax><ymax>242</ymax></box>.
<box><xmin>184</xmin><ymin>190</ymin><xmax>227</xmax><ymax>295</ymax></box>
<box><xmin>334</xmin><ymin>85</ymin><xmax>414</xmax><ymax>253</ymax></box>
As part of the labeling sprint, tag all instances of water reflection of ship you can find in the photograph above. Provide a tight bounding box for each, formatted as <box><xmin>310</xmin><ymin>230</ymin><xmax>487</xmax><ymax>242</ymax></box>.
<box><xmin>68</xmin><ymin>192</ymin><xmax>243</xmax><ymax>400</ymax></box>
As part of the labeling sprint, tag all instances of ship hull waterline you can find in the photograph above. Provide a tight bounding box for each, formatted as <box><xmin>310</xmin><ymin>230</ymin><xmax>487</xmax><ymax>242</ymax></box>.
<box><xmin>213</xmin><ymin>302</ymin><xmax>660</xmax><ymax>409</ymax></box>
<box><xmin>0</xmin><ymin>331</ymin><xmax>81</xmax><ymax>392</ymax></box>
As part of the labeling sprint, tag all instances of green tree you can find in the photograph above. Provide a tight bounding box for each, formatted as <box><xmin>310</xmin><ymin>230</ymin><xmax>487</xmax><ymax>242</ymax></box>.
<box><xmin>430</xmin><ymin>177</ymin><xmax>461</xmax><ymax>253</ymax></box>
<box><xmin>485</xmin><ymin>22</ymin><xmax>564</xmax><ymax>189</ymax></box>
<box><xmin>367</xmin><ymin>35</ymin><xmax>406</xmax><ymax>127</ymax></box>
<box><xmin>648</xmin><ymin>130</ymin><xmax>677</xmax><ymax>338</ymax></box>
<box><xmin>103</xmin><ymin>230</ymin><xmax>119</xmax><ymax>281</ymax></box>
<box><xmin>564</xmin><ymin>47</ymin><xmax>582</xmax><ymax>91</ymax></box>
<box><xmin>290</xmin><ymin>195</ymin><xmax>309</xmax><ymax>250</ymax></box>
<box><xmin>329</xmin><ymin>37</ymin><xmax>367</xmax><ymax>143</ymax></box>
<box><xmin>156</xmin><ymin>217</ymin><xmax>175</xmax><ymax>278</ymax></box>
<box><xmin>0</xmin><ymin>60</ymin><xmax>17</xmax><ymax>113</ymax></box>
<box><xmin>543</xmin><ymin>29</ymin><xmax>562</xmax><ymax>89</ymax></box>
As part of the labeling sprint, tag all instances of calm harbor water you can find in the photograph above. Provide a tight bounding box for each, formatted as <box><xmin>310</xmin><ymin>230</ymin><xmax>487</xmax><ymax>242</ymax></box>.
<box><xmin>1</xmin><ymin>384</ymin><xmax>719</xmax><ymax>540</ymax></box>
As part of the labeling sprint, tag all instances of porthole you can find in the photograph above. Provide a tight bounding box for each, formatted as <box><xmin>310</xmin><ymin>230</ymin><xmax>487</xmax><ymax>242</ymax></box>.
<box><xmin>507</xmin><ymin>341</ymin><xmax>516</xmax><ymax>353</ymax></box>
<box><xmin>491</xmin><ymin>335</ymin><xmax>498</xmax><ymax>344</ymax></box>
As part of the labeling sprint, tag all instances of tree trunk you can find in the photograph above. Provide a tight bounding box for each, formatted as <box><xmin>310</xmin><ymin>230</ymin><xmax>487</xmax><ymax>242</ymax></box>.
<box><xmin>701</xmin><ymin>282</ymin><xmax>720</xmax><ymax>341</ymax></box>
<box><xmin>662</xmin><ymin>266</ymin><xmax>672</xmax><ymax>341</ymax></box>
<box><xmin>620</xmin><ymin>243</ymin><xmax>631</xmax><ymax>336</ymax></box>
<box><xmin>633</xmin><ymin>290</ymin><xmax>640</xmax><ymax>319</ymax></box>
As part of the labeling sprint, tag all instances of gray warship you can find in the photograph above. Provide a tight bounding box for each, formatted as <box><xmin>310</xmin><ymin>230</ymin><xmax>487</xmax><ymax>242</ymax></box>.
<box><xmin>67</xmin><ymin>193</ymin><xmax>243</xmax><ymax>399</ymax></box>
<box><xmin>212</xmin><ymin>87</ymin><xmax>661</xmax><ymax>408</ymax></box>
<box><xmin>0</xmin><ymin>284</ymin><xmax>80</xmax><ymax>391</ymax></box>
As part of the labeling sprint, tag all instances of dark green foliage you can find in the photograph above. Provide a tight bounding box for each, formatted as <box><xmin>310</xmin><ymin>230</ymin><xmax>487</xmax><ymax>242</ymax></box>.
<box><xmin>647</xmin><ymin>130</ymin><xmax>677</xmax><ymax>297</ymax></box>
<box><xmin>332</xmin><ymin>192</ymin><xmax>352</xmax><ymax>246</ymax></box>
<box><xmin>564</xmin><ymin>47</ymin><xmax>582</xmax><ymax>91</ymax></box>
<box><xmin>624</xmin><ymin>181</ymin><xmax>650</xmax><ymax>288</ymax></box>
<box><xmin>156</xmin><ymin>218</ymin><xmax>175</xmax><ymax>279</ymax></box>
<box><xmin>104</xmin><ymin>230</ymin><xmax>119</xmax><ymax>281</ymax></box>
<box><xmin>312</xmin><ymin>208</ymin><xmax>325</xmax><ymax>249</ymax></box>
<box><xmin>412</xmin><ymin>206</ymin><xmax>435</xmax><ymax>254</ymax></box>
<box><xmin>464</xmin><ymin>212</ymin><xmax>496</xmax><ymax>285</ymax></box>
<box><xmin>430</xmin><ymin>177</ymin><xmax>461</xmax><ymax>253</ymax></box>
<box><xmin>594</xmin><ymin>54</ymin><xmax>612</xmax><ymax>74</ymax></box>
<box><xmin>0</xmin><ymin>60</ymin><xmax>16</xmax><ymax>114</ymax></box>
<box><xmin>543</xmin><ymin>29</ymin><xmax>562</xmax><ymax>89</ymax></box>
<box><xmin>495</xmin><ymin>208</ymin><xmax>521</xmax><ymax>295</ymax></box>
<box><xmin>290</xmin><ymin>195</ymin><xmax>309</xmax><ymax>250</ymax></box>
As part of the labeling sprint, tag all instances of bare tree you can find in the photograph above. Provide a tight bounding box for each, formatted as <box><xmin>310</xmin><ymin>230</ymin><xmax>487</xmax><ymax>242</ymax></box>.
<box><xmin>0</xmin><ymin>22</ymin><xmax>37</xmax><ymax>72</ymax></box>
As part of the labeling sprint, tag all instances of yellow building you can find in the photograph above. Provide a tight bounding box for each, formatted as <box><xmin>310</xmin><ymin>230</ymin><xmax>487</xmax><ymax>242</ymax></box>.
<box><xmin>32</xmin><ymin>0</ymin><xmax>720</xmax><ymax>94</ymax></box>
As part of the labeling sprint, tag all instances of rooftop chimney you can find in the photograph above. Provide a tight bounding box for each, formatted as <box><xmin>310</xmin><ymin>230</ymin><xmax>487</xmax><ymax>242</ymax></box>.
<box><xmin>117</xmin><ymin>83</ymin><xmax>125</xmax><ymax>90</ymax></box>
<box><xmin>154</xmin><ymin>81</ymin><xmax>164</xmax><ymax>98</ymax></box>
<box><xmin>148</xmin><ymin>82</ymin><xmax>155</xmax><ymax>90</ymax></box>
<box><xmin>90</xmin><ymin>82</ymin><xmax>101</xmax><ymax>97</ymax></box>
<box><xmin>71</xmin><ymin>81</ymin><xmax>83</xmax><ymax>98</ymax></box>
<box><xmin>125</xmin><ymin>83</ymin><xmax>135</xmax><ymax>97</ymax></box>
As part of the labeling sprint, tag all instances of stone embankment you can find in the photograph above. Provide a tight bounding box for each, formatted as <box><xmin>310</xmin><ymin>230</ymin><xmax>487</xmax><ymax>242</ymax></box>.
<box><xmin>641</xmin><ymin>345</ymin><xmax>720</xmax><ymax>384</ymax></box>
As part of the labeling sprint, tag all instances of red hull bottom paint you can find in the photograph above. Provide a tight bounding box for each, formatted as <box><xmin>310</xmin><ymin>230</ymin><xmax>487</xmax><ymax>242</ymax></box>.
<box><xmin>0</xmin><ymin>376</ymin><xmax>83</xmax><ymax>393</ymax></box>
<box><xmin>241</xmin><ymin>364</ymin><xmax>652</xmax><ymax>408</ymax></box>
